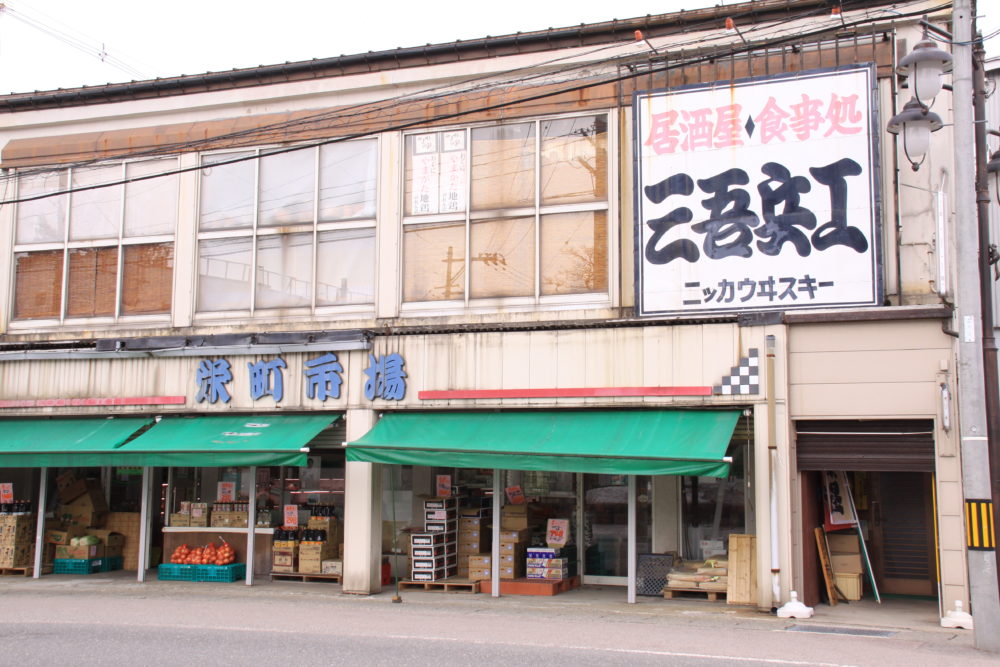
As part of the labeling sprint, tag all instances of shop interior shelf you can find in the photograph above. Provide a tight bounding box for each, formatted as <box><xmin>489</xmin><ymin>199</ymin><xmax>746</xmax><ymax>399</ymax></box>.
<box><xmin>53</xmin><ymin>556</ymin><xmax>122</xmax><ymax>575</ymax></box>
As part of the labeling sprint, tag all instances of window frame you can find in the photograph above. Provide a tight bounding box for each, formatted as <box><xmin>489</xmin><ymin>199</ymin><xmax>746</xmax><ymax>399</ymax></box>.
<box><xmin>193</xmin><ymin>138</ymin><xmax>379</xmax><ymax>321</ymax></box>
<box><xmin>399</xmin><ymin>111</ymin><xmax>616</xmax><ymax>314</ymax></box>
<box><xmin>10</xmin><ymin>158</ymin><xmax>179</xmax><ymax>328</ymax></box>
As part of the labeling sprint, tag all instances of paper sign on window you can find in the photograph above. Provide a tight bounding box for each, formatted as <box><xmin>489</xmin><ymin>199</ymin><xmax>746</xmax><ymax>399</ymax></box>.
<box><xmin>0</xmin><ymin>483</ymin><xmax>12</xmax><ymax>504</ymax></box>
<box><xmin>217</xmin><ymin>481</ymin><xmax>236</xmax><ymax>503</ymax></box>
<box><xmin>283</xmin><ymin>504</ymin><xmax>299</xmax><ymax>527</ymax></box>
<box><xmin>435</xmin><ymin>475</ymin><xmax>452</xmax><ymax>498</ymax></box>
<box><xmin>505</xmin><ymin>485</ymin><xmax>525</xmax><ymax>505</ymax></box>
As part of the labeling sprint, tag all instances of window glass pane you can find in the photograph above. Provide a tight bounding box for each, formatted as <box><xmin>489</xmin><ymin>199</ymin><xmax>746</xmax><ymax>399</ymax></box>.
<box><xmin>403</xmin><ymin>221</ymin><xmax>465</xmax><ymax>301</ymax></box>
<box><xmin>320</xmin><ymin>140</ymin><xmax>377</xmax><ymax>221</ymax></box>
<box><xmin>471</xmin><ymin>123</ymin><xmax>534</xmax><ymax>210</ymax></box>
<box><xmin>470</xmin><ymin>216</ymin><xmax>534</xmax><ymax>298</ymax></box>
<box><xmin>259</xmin><ymin>149</ymin><xmax>315</xmax><ymax>227</ymax></box>
<box><xmin>540</xmin><ymin>211</ymin><xmax>608</xmax><ymax>295</ymax></box>
<box><xmin>198</xmin><ymin>237</ymin><xmax>251</xmax><ymax>311</ymax></box>
<box><xmin>541</xmin><ymin>115</ymin><xmax>608</xmax><ymax>205</ymax></box>
<box><xmin>16</xmin><ymin>172</ymin><xmax>67</xmax><ymax>244</ymax></box>
<box><xmin>199</xmin><ymin>152</ymin><xmax>254</xmax><ymax>231</ymax></box>
<box><xmin>14</xmin><ymin>250</ymin><xmax>63</xmax><ymax>319</ymax></box>
<box><xmin>121</xmin><ymin>243</ymin><xmax>173</xmax><ymax>315</ymax></box>
<box><xmin>125</xmin><ymin>159</ymin><xmax>179</xmax><ymax>237</ymax></box>
<box><xmin>66</xmin><ymin>247</ymin><xmax>118</xmax><ymax>317</ymax></box>
<box><xmin>70</xmin><ymin>165</ymin><xmax>122</xmax><ymax>241</ymax></box>
<box><xmin>316</xmin><ymin>228</ymin><xmax>375</xmax><ymax>306</ymax></box>
<box><xmin>255</xmin><ymin>232</ymin><xmax>314</xmax><ymax>309</ymax></box>
<box><xmin>404</xmin><ymin>131</ymin><xmax>467</xmax><ymax>216</ymax></box>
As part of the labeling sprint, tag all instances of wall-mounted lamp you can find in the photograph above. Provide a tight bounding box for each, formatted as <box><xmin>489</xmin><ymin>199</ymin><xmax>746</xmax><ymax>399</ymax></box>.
<box><xmin>886</xmin><ymin>97</ymin><xmax>944</xmax><ymax>171</ymax></box>
<box><xmin>897</xmin><ymin>34</ymin><xmax>954</xmax><ymax>108</ymax></box>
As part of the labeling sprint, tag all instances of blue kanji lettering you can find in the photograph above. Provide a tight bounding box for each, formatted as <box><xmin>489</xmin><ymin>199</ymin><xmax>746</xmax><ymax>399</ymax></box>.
<box><xmin>304</xmin><ymin>352</ymin><xmax>344</xmax><ymax>401</ymax></box>
<box><xmin>247</xmin><ymin>357</ymin><xmax>287</xmax><ymax>402</ymax></box>
<box><xmin>364</xmin><ymin>353</ymin><xmax>408</xmax><ymax>401</ymax></box>
<box><xmin>195</xmin><ymin>359</ymin><xmax>232</xmax><ymax>404</ymax></box>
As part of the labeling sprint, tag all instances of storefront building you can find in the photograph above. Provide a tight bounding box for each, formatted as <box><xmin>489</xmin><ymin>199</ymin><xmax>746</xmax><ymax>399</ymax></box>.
<box><xmin>0</xmin><ymin>0</ymin><xmax>983</xmax><ymax>627</ymax></box>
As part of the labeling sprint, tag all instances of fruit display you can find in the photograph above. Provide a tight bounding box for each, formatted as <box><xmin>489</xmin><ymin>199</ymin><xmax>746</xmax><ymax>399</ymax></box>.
<box><xmin>169</xmin><ymin>538</ymin><xmax>236</xmax><ymax>565</ymax></box>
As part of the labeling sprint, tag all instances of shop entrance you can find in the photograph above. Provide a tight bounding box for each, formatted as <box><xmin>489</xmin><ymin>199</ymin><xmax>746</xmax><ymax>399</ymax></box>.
<box><xmin>581</xmin><ymin>474</ymin><xmax>651</xmax><ymax>583</ymax></box>
<box><xmin>868</xmin><ymin>472</ymin><xmax>936</xmax><ymax>597</ymax></box>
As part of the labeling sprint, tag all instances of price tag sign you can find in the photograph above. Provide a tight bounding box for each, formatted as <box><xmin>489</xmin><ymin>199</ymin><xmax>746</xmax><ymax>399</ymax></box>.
<box><xmin>283</xmin><ymin>504</ymin><xmax>299</xmax><ymax>527</ymax></box>
<box><xmin>505</xmin><ymin>485</ymin><xmax>525</xmax><ymax>505</ymax></box>
<box><xmin>217</xmin><ymin>481</ymin><xmax>236</xmax><ymax>503</ymax></box>
<box><xmin>435</xmin><ymin>475</ymin><xmax>452</xmax><ymax>497</ymax></box>
<box><xmin>546</xmin><ymin>518</ymin><xmax>569</xmax><ymax>547</ymax></box>
<box><xmin>0</xmin><ymin>483</ymin><xmax>12</xmax><ymax>503</ymax></box>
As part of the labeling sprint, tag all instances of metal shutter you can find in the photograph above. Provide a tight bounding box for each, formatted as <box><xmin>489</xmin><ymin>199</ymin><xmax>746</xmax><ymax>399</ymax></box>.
<box><xmin>795</xmin><ymin>419</ymin><xmax>935</xmax><ymax>472</ymax></box>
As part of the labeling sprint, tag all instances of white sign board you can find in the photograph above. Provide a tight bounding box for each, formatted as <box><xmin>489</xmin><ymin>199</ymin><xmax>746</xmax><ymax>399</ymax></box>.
<box><xmin>634</xmin><ymin>66</ymin><xmax>881</xmax><ymax>316</ymax></box>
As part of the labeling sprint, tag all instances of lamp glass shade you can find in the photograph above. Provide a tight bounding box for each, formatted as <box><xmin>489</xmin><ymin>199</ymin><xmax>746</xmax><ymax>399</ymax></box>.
<box><xmin>991</xmin><ymin>170</ymin><xmax>1000</xmax><ymax>207</ymax></box>
<box><xmin>902</xmin><ymin>121</ymin><xmax>931</xmax><ymax>162</ymax></box>
<box><xmin>912</xmin><ymin>61</ymin><xmax>944</xmax><ymax>103</ymax></box>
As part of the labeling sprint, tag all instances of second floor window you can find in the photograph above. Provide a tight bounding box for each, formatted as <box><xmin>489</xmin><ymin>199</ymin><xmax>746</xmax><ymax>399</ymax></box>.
<box><xmin>402</xmin><ymin>113</ymin><xmax>609</xmax><ymax>304</ymax></box>
<box><xmin>13</xmin><ymin>158</ymin><xmax>178</xmax><ymax>321</ymax></box>
<box><xmin>196</xmin><ymin>139</ymin><xmax>377</xmax><ymax>314</ymax></box>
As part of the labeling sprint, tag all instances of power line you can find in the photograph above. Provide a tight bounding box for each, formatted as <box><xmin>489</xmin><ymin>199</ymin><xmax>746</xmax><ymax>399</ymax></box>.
<box><xmin>0</xmin><ymin>1</ymin><xmax>949</xmax><ymax>206</ymax></box>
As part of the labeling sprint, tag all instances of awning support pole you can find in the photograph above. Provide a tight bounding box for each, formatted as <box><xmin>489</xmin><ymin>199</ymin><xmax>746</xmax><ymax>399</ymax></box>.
<box><xmin>137</xmin><ymin>466</ymin><xmax>153</xmax><ymax>583</ymax></box>
<box><xmin>165</xmin><ymin>468</ymin><xmax>174</xmax><ymax>527</ymax></box>
<box><xmin>491</xmin><ymin>468</ymin><xmax>501</xmax><ymax>598</ymax></box>
<box><xmin>627</xmin><ymin>474</ymin><xmax>637</xmax><ymax>604</ymax></box>
<box><xmin>33</xmin><ymin>467</ymin><xmax>48</xmax><ymax>579</ymax></box>
<box><xmin>246</xmin><ymin>466</ymin><xmax>257</xmax><ymax>586</ymax></box>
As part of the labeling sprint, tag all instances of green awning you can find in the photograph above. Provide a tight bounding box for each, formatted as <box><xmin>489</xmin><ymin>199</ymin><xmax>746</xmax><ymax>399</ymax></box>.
<box><xmin>346</xmin><ymin>410</ymin><xmax>740</xmax><ymax>477</ymax></box>
<box><xmin>118</xmin><ymin>414</ymin><xmax>336</xmax><ymax>467</ymax></box>
<box><xmin>0</xmin><ymin>418</ymin><xmax>152</xmax><ymax>467</ymax></box>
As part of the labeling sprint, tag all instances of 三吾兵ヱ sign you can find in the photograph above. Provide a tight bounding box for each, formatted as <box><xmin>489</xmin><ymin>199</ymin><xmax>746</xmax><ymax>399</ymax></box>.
<box><xmin>634</xmin><ymin>65</ymin><xmax>881</xmax><ymax>316</ymax></box>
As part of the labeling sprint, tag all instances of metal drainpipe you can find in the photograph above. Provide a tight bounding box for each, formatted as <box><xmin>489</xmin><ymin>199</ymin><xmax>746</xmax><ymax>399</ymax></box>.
<box><xmin>971</xmin><ymin>35</ymin><xmax>1000</xmax><ymax>592</ymax></box>
<box><xmin>767</xmin><ymin>334</ymin><xmax>780</xmax><ymax>606</ymax></box>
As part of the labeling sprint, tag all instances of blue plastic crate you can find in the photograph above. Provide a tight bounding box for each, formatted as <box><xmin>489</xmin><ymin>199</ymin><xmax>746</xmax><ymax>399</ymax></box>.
<box><xmin>53</xmin><ymin>558</ymin><xmax>104</xmax><ymax>575</ymax></box>
<box><xmin>194</xmin><ymin>563</ymin><xmax>246</xmax><ymax>582</ymax></box>
<box><xmin>157</xmin><ymin>563</ymin><xmax>199</xmax><ymax>581</ymax></box>
<box><xmin>102</xmin><ymin>556</ymin><xmax>123</xmax><ymax>572</ymax></box>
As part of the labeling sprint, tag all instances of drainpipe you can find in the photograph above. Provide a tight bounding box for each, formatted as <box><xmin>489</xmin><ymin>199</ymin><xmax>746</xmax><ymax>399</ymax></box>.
<box><xmin>767</xmin><ymin>334</ymin><xmax>780</xmax><ymax>605</ymax></box>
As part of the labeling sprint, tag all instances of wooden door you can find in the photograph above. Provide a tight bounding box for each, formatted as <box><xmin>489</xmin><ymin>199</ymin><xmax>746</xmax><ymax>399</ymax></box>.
<box><xmin>869</xmin><ymin>472</ymin><xmax>935</xmax><ymax>596</ymax></box>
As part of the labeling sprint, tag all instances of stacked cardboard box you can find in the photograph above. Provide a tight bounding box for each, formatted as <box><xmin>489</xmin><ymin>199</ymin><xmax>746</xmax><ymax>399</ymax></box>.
<box><xmin>468</xmin><ymin>553</ymin><xmax>492</xmax><ymax>581</ymax></box>
<box><xmin>210</xmin><ymin>510</ymin><xmax>248</xmax><ymax>528</ymax></box>
<box><xmin>298</xmin><ymin>540</ymin><xmax>335</xmax><ymax>574</ymax></box>
<box><xmin>410</xmin><ymin>497</ymin><xmax>458</xmax><ymax>582</ymax></box>
<box><xmin>0</xmin><ymin>514</ymin><xmax>36</xmax><ymax>568</ymax></box>
<box><xmin>272</xmin><ymin>539</ymin><xmax>298</xmax><ymax>573</ymax></box>
<box><xmin>104</xmin><ymin>513</ymin><xmax>141</xmax><ymax>570</ymax></box>
<box><xmin>526</xmin><ymin>546</ymin><xmax>571</xmax><ymax>580</ymax></box>
<box><xmin>188</xmin><ymin>503</ymin><xmax>210</xmax><ymax>527</ymax></box>
<box><xmin>457</xmin><ymin>512</ymin><xmax>491</xmax><ymax>578</ymax></box>
<box><xmin>498</xmin><ymin>510</ymin><xmax>531</xmax><ymax>580</ymax></box>
<box><xmin>827</xmin><ymin>532</ymin><xmax>863</xmax><ymax>601</ymax></box>
<box><xmin>53</xmin><ymin>474</ymin><xmax>108</xmax><ymax>529</ymax></box>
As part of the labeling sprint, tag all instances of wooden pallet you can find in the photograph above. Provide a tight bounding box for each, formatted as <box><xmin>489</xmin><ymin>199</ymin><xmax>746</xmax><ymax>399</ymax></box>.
<box><xmin>662</xmin><ymin>586</ymin><xmax>727</xmax><ymax>601</ymax></box>
<box><xmin>269</xmin><ymin>572</ymin><xmax>342</xmax><ymax>584</ymax></box>
<box><xmin>398</xmin><ymin>577</ymin><xmax>480</xmax><ymax>593</ymax></box>
<box><xmin>0</xmin><ymin>565</ymin><xmax>51</xmax><ymax>577</ymax></box>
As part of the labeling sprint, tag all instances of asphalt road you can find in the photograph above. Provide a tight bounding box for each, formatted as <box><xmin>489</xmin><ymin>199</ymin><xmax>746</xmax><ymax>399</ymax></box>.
<box><xmin>0</xmin><ymin>576</ymin><xmax>995</xmax><ymax>666</ymax></box>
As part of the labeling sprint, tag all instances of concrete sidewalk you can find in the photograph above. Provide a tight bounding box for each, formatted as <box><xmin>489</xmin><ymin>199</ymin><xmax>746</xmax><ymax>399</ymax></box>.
<box><xmin>0</xmin><ymin>569</ymin><xmax>965</xmax><ymax>647</ymax></box>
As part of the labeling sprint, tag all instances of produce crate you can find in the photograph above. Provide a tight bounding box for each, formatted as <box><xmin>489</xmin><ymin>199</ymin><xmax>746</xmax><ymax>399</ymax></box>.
<box><xmin>194</xmin><ymin>563</ymin><xmax>246</xmax><ymax>582</ymax></box>
<box><xmin>53</xmin><ymin>557</ymin><xmax>105</xmax><ymax>575</ymax></box>
<box><xmin>102</xmin><ymin>556</ymin><xmax>124</xmax><ymax>572</ymax></box>
<box><xmin>157</xmin><ymin>563</ymin><xmax>200</xmax><ymax>581</ymax></box>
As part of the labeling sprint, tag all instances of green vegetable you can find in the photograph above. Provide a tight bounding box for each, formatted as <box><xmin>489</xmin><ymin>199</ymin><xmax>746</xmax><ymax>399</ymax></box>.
<box><xmin>70</xmin><ymin>537</ymin><xmax>80</xmax><ymax>546</ymax></box>
<box><xmin>79</xmin><ymin>535</ymin><xmax>100</xmax><ymax>546</ymax></box>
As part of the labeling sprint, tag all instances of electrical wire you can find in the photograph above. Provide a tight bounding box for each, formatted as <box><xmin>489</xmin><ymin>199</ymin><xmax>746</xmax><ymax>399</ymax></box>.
<box><xmin>0</xmin><ymin>1</ymin><xmax>952</xmax><ymax>206</ymax></box>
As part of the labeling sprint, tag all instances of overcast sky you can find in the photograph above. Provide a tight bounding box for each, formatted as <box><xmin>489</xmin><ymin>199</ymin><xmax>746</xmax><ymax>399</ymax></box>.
<box><xmin>0</xmin><ymin>0</ymin><xmax>996</xmax><ymax>95</ymax></box>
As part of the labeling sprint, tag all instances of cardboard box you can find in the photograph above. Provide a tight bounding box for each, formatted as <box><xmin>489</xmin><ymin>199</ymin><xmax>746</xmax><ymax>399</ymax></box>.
<box><xmin>0</xmin><ymin>544</ymin><xmax>33</xmax><ymax>568</ymax></box>
<box><xmin>55</xmin><ymin>471</ymin><xmax>85</xmax><ymax>503</ymax></box>
<box><xmin>299</xmin><ymin>541</ymin><xmax>334</xmax><ymax>559</ymax></box>
<box><xmin>55</xmin><ymin>544</ymin><xmax>104</xmax><ymax>560</ymax></box>
<box><xmin>499</xmin><ymin>529</ymin><xmax>530</xmax><ymax>543</ymax></box>
<box><xmin>499</xmin><ymin>564</ymin><xmax>522</xmax><ymax>580</ymax></box>
<box><xmin>826</xmin><ymin>533</ymin><xmax>860</xmax><ymax>553</ymax></box>
<box><xmin>423</xmin><ymin>497</ymin><xmax>457</xmax><ymax>510</ymax></box>
<box><xmin>834</xmin><ymin>572</ymin><xmax>863</xmax><ymax>601</ymax></box>
<box><xmin>168</xmin><ymin>513</ymin><xmax>191</xmax><ymax>527</ymax></box>
<box><xmin>500</xmin><ymin>541</ymin><xmax>528</xmax><ymax>555</ymax></box>
<box><xmin>830</xmin><ymin>553</ymin><xmax>863</xmax><ymax>574</ymax></box>
<box><xmin>321</xmin><ymin>559</ymin><xmax>342</xmax><ymax>575</ymax></box>
<box><xmin>526</xmin><ymin>557</ymin><xmax>568</xmax><ymax>568</ymax></box>
<box><xmin>424</xmin><ymin>519</ymin><xmax>457</xmax><ymax>533</ymax></box>
<box><xmin>86</xmin><ymin>530</ymin><xmax>125</xmax><ymax>547</ymax></box>
<box><xmin>412</xmin><ymin>543</ymin><xmax>451</xmax><ymax>558</ymax></box>
<box><xmin>458</xmin><ymin>517</ymin><xmax>490</xmax><ymax>531</ymax></box>
<box><xmin>45</xmin><ymin>526</ymin><xmax>86</xmax><ymax>545</ymax></box>
<box><xmin>458</xmin><ymin>541</ymin><xmax>488</xmax><ymax>555</ymax></box>
<box><xmin>411</xmin><ymin>533</ymin><xmax>447</xmax><ymax>547</ymax></box>
<box><xmin>468</xmin><ymin>567</ymin><xmax>492</xmax><ymax>581</ymax></box>
<box><xmin>527</xmin><ymin>567</ymin><xmax>568</xmax><ymax>579</ymax></box>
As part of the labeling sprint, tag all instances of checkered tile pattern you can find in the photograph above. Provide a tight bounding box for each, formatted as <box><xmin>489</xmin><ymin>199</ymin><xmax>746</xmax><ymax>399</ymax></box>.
<box><xmin>714</xmin><ymin>348</ymin><xmax>760</xmax><ymax>395</ymax></box>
